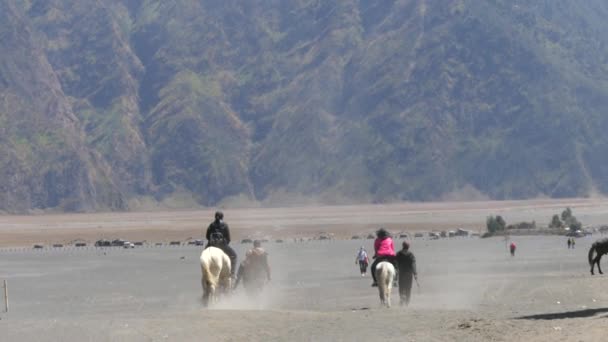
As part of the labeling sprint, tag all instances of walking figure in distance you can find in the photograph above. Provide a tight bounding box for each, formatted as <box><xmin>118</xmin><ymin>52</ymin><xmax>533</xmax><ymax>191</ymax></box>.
<box><xmin>396</xmin><ymin>241</ymin><xmax>417</xmax><ymax>306</ymax></box>
<box><xmin>355</xmin><ymin>246</ymin><xmax>369</xmax><ymax>276</ymax></box>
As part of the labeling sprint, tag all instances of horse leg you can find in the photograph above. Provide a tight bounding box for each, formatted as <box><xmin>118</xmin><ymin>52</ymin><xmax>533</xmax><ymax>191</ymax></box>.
<box><xmin>378</xmin><ymin>284</ymin><xmax>385</xmax><ymax>306</ymax></box>
<box><xmin>220</xmin><ymin>274</ymin><xmax>232</xmax><ymax>296</ymax></box>
<box><xmin>202</xmin><ymin>282</ymin><xmax>211</xmax><ymax>307</ymax></box>
<box><xmin>598</xmin><ymin>255</ymin><xmax>603</xmax><ymax>275</ymax></box>
<box><xmin>386</xmin><ymin>280</ymin><xmax>392</xmax><ymax>308</ymax></box>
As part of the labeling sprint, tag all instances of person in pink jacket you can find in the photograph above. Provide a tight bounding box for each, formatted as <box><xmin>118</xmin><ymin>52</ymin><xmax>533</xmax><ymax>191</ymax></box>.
<box><xmin>370</xmin><ymin>228</ymin><xmax>397</xmax><ymax>287</ymax></box>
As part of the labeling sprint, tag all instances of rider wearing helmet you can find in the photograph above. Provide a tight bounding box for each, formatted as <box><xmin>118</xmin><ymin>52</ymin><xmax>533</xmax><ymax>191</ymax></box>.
<box><xmin>205</xmin><ymin>211</ymin><xmax>237</xmax><ymax>277</ymax></box>
<box><xmin>370</xmin><ymin>228</ymin><xmax>397</xmax><ymax>287</ymax></box>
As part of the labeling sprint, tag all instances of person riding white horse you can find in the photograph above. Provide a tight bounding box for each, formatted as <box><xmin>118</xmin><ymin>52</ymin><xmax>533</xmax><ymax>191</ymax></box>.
<box><xmin>370</xmin><ymin>228</ymin><xmax>397</xmax><ymax>287</ymax></box>
<box><xmin>205</xmin><ymin>211</ymin><xmax>237</xmax><ymax>279</ymax></box>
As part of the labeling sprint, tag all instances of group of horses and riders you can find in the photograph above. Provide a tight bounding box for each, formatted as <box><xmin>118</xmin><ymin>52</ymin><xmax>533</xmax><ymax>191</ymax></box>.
<box><xmin>200</xmin><ymin>210</ymin><xmax>608</xmax><ymax>308</ymax></box>
<box><xmin>199</xmin><ymin>211</ymin><xmax>271</xmax><ymax>305</ymax></box>
<box><xmin>199</xmin><ymin>210</ymin><xmax>421</xmax><ymax>307</ymax></box>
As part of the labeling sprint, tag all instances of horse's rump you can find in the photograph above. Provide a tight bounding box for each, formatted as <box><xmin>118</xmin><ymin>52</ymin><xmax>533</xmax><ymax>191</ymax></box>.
<box><xmin>375</xmin><ymin>261</ymin><xmax>395</xmax><ymax>308</ymax></box>
<box><xmin>200</xmin><ymin>246</ymin><xmax>232</xmax><ymax>305</ymax></box>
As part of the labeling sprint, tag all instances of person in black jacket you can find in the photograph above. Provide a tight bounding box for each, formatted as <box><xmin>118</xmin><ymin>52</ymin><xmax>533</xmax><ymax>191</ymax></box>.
<box><xmin>205</xmin><ymin>211</ymin><xmax>237</xmax><ymax>277</ymax></box>
<box><xmin>396</xmin><ymin>240</ymin><xmax>417</xmax><ymax>306</ymax></box>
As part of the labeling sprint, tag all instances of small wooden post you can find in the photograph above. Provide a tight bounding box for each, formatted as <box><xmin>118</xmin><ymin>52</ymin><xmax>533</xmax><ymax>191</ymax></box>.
<box><xmin>3</xmin><ymin>280</ymin><xmax>8</xmax><ymax>312</ymax></box>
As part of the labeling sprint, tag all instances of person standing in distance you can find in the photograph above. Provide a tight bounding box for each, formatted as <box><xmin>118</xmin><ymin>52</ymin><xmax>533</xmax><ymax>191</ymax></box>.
<box><xmin>355</xmin><ymin>246</ymin><xmax>369</xmax><ymax>276</ymax></box>
<box><xmin>205</xmin><ymin>211</ymin><xmax>237</xmax><ymax>278</ymax></box>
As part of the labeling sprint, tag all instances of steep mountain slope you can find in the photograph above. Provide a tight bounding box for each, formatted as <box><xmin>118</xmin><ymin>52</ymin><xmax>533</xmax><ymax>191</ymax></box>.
<box><xmin>1</xmin><ymin>0</ymin><xmax>608</xmax><ymax>212</ymax></box>
<box><xmin>0</xmin><ymin>1</ymin><xmax>124</xmax><ymax>212</ymax></box>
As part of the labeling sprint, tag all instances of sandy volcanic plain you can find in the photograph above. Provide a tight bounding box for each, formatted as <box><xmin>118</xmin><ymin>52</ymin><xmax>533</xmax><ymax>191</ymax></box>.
<box><xmin>1</xmin><ymin>199</ymin><xmax>608</xmax><ymax>341</ymax></box>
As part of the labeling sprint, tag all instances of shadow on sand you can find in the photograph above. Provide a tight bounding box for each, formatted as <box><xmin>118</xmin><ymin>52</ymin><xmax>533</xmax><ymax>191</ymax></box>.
<box><xmin>515</xmin><ymin>308</ymin><xmax>608</xmax><ymax>320</ymax></box>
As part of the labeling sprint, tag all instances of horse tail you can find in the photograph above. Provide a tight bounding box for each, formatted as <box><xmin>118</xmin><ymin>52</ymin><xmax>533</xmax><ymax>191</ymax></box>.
<box><xmin>378</xmin><ymin>265</ymin><xmax>387</xmax><ymax>299</ymax></box>
<box><xmin>589</xmin><ymin>244</ymin><xmax>596</xmax><ymax>266</ymax></box>
<box><xmin>202</xmin><ymin>256</ymin><xmax>217</xmax><ymax>289</ymax></box>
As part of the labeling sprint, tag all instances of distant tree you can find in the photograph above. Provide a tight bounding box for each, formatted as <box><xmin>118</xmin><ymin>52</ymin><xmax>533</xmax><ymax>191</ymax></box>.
<box><xmin>496</xmin><ymin>215</ymin><xmax>506</xmax><ymax>229</ymax></box>
<box><xmin>558</xmin><ymin>207</ymin><xmax>582</xmax><ymax>231</ymax></box>
<box><xmin>569</xmin><ymin>220</ymin><xmax>582</xmax><ymax>231</ymax></box>
<box><xmin>487</xmin><ymin>215</ymin><xmax>507</xmax><ymax>234</ymax></box>
<box><xmin>549</xmin><ymin>214</ymin><xmax>563</xmax><ymax>229</ymax></box>
<box><xmin>561</xmin><ymin>207</ymin><xmax>573</xmax><ymax>222</ymax></box>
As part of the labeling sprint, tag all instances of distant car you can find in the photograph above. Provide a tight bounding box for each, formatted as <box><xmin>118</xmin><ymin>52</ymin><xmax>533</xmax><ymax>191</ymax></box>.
<box><xmin>74</xmin><ymin>242</ymin><xmax>87</xmax><ymax>247</ymax></box>
<box><xmin>33</xmin><ymin>244</ymin><xmax>44</xmax><ymax>249</ymax></box>
<box><xmin>241</xmin><ymin>238</ymin><xmax>253</xmax><ymax>244</ymax></box>
<box><xmin>123</xmin><ymin>242</ymin><xmax>135</xmax><ymax>248</ymax></box>
<box><xmin>95</xmin><ymin>239</ymin><xmax>111</xmax><ymax>247</ymax></box>
<box><xmin>414</xmin><ymin>233</ymin><xmax>423</xmax><ymax>238</ymax></box>
<box><xmin>399</xmin><ymin>233</ymin><xmax>408</xmax><ymax>238</ymax></box>
<box><xmin>275</xmin><ymin>239</ymin><xmax>284</xmax><ymax>243</ymax></box>
<box><xmin>111</xmin><ymin>239</ymin><xmax>126</xmax><ymax>247</ymax></box>
<box><xmin>169</xmin><ymin>241</ymin><xmax>181</xmax><ymax>246</ymax></box>
<box><xmin>454</xmin><ymin>229</ymin><xmax>471</xmax><ymax>237</ymax></box>
<box><xmin>52</xmin><ymin>244</ymin><xmax>63</xmax><ymax>248</ymax></box>
<box><xmin>134</xmin><ymin>242</ymin><xmax>144</xmax><ymax>246</ymax></box>
<box><xmin>566</xmin><ymin>230</ymin><xmax>584</xmax><ymax>238</ymax></box>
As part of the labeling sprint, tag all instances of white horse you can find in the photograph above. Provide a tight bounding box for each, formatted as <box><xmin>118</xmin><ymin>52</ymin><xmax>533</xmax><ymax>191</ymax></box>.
<box><xmin>200</xmin><ymin>246</ymin><xmax>232</xmax><ymax>306</ymax></box>
<box><xmin>375</xmin><ymin>261</ymin><xmax>396</xmax><ymax>308</ymax></box>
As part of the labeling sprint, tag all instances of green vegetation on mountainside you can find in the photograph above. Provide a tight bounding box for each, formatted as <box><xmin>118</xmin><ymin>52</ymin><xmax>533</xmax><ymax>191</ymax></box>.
<box><xmin>1</xmin><ymin>0</ymin><xmax>608</xmax><ymax>212</ymax></box>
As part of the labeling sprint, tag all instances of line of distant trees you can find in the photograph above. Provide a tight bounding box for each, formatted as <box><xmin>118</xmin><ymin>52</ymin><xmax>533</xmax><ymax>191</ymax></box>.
<box><xmin>485</xmin><ymin>207</ymin><xmax>581</xmax><ymax>236</ymax></box>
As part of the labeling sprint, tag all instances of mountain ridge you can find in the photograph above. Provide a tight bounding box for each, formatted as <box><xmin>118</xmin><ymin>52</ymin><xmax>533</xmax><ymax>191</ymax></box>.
<box><xmin>1</xmin><ymin>0</ymin><xmax>608</xmax><ymax>212</ymax></box>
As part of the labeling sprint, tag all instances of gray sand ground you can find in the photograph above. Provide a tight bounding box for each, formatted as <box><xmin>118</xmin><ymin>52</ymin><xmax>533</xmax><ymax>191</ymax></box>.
<box><xmin>1</xmin><ymin>235</ymin><xmax>608</xmax><ymax>341</ymax></box>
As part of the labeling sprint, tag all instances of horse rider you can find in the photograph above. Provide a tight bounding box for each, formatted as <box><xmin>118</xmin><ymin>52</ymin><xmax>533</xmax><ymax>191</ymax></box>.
<box><xmin>355</xmin><ymin>246</ymin><xmax>369</xmax><ymax>276</ymax></box>
<box><xmin>396</xmin><ymin>241</ymin><xmax>417</xmax><ymax>306</ymax></box>
<box><xmin>205</xmin><ymin>211</ymin><xmax>237</xmax><ymax>278</ymax></box>
<box><xmin>233</xmin><ymin>240</ymin><xmax>271</xmax><ymax>289</ymax></box>
<box><xmin>370</xmin><ymin>228</ymin><xmax>397</xmax><ymax>287</ymax></box>
<box><xmin>509</xmin><ymin>241</ymin><xmax>516</xmax><ymax>256</ymax></box>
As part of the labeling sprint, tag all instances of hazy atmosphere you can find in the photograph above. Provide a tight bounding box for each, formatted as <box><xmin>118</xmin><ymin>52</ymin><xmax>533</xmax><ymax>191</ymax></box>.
<box><xmin>3</xmin><ymin>1</ymin><xmax>608</xmax><ymax>341</ymax></box>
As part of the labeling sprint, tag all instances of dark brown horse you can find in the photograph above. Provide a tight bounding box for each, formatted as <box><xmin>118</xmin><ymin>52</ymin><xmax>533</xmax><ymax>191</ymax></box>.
<box><xmin>588</xmin><ymin>238</ymin><xmax>608</xmax><ymax>275</ymax></box>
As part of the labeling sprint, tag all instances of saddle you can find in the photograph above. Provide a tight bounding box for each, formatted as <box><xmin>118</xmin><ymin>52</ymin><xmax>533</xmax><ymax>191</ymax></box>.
<box><xmin>208</xmin><ymin>232</ymin><xmax>227</xmax><ymax>247</ymax></box>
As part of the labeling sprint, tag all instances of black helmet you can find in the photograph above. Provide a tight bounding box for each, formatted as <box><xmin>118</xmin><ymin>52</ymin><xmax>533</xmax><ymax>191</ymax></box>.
<box><xmin>214</xmin><ymin>211</ymin><xmax>224</xmax><ymax>220</ymax></box>
<box><xmin>376</xmin><ymin>228</ymin><xmax>389</xmax><ymax>238</ymax></box>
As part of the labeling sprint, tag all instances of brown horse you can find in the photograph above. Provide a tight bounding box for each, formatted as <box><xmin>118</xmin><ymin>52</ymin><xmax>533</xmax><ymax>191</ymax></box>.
<box><xmin>588</xmin><ymin>238</ymin><xmax>608</xmax><ymax>275</ymax></box>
